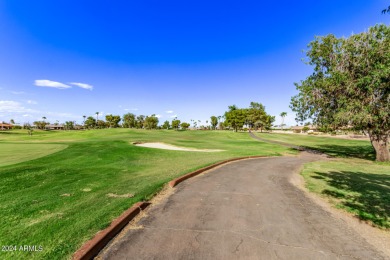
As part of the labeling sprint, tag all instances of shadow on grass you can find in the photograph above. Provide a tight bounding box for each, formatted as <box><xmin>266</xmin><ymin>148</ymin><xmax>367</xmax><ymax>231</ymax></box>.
<box><xmin>314</xmin><ymin>170</ymin><xmax>390</xmax><ymax>229</ymax></box>
<box><xmin>302</xmin><ymin>144</ymin><xmax>375</xmax><ymax>161</ymax></box>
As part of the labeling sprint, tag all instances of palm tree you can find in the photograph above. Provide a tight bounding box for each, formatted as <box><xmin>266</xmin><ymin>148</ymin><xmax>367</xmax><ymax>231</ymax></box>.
<box><xmin>83</xmin><ymin>115</ymin><xmax>86</xmax><ymax>127</ymax></box>
<box><xmin>41</xmin><ymin>116</ymin><xmax>47</xmax><ymax>130</ymax></box>
<box><xmin>95</xmin><ymin>112</ymin><xmax>100</xmax><ymax>128</ymax></box>
<box><xmin>280</xmin><ymin>112</ymin><xmax>287</xmax><ymax>130</ymax></box>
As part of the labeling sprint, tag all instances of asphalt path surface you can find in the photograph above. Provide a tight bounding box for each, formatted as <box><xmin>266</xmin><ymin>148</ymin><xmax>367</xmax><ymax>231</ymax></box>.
<box><xmin>98</xmin><ymin>152</ymin><xmax>387</xmax><ymax>260</ymax></box>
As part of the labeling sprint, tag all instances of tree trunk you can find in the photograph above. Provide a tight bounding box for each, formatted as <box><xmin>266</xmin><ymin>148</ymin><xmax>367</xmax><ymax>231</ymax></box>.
<box><xmin>369</xmin><ymin>132</ymin><xmax>390</xmax><ymax>162</ymax></box>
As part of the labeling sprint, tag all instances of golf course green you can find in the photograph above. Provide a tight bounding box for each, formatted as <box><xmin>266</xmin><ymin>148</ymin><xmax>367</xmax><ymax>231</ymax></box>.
<box><xmin>0</xmin><ymin>129</ymin><xmax>292</xmax><ymax>259</ymax></box>
<box><xmin>1</xmin><ymin>129</ymin><xmax>388</xmax><ymax>259</ymax></box>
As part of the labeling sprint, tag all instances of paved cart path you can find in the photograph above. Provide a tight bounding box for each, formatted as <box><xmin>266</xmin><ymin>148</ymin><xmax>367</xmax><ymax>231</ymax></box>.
<box><xmin>98</xmin><ymin>152</ymin><xmax>387</xmax><ymax>260</ymax></box>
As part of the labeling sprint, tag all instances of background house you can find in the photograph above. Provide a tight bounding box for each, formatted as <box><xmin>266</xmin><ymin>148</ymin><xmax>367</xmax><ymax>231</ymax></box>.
<box><xmin>45</xmin><ymin>124</ymin><xmax>65</xmax><ymax>130</ymax></box>
<box><xmin>291</xmin><ymin>125</ymin><xmax>317</xmax><ymax>133</ymax></box>
<box><xmin>0</xmin><ymin>123</ymin><xmax>13</xmax><ymax>130</ymax></box>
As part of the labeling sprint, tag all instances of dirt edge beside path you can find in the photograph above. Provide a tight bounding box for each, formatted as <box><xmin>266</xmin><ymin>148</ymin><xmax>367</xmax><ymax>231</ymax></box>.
<box><xmin>290</xmin><ymin>167</ymin><xmax>390</xmax><ymax>257</ymax></box>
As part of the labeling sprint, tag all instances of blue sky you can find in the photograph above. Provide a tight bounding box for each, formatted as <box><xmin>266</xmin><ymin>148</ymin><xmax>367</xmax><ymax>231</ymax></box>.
<box><xmin>0</xmin><ymin>1</ymin><xmax>389</xmax><ymax>126</ymax></box>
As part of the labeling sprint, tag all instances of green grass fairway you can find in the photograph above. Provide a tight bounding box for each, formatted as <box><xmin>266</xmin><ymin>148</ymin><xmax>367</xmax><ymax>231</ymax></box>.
<box><xmin>255</xmin><ymin>132</ymin><xmax>390</xmax><ymax>229</ymax></box>
<box><xmin>0</xmin><ymin>143</ymin><xmax>67</xmax><ymax>167</ymax></box>
<box><xmin>254</xmin><ymin>132</ymin><xmax>375</xmax><ymax>160</ymax></box>
<box><xmin>302</xmin><ymin>159</ymin><xmax>390</xmax><ymax>229</ymax></box>
<box><xmin>0</xmin><ymin>129</ymin><xmax>292</xmax><ymax>260</ymax></box>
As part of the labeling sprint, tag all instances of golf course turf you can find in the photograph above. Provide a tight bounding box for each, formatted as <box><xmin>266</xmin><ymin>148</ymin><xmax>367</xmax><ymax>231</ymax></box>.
<box><xmin>0</xmin><ymin>129</ymin><xmax>292</xmax><ymax>259</ymax></box>
<box><xmin>1</xmin><ymin>129</ymin><xmax>388</xmax><ymax>259</ymax></box>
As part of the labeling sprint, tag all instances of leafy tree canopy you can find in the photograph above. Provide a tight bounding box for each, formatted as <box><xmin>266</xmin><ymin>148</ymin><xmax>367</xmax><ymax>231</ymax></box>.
<box><xmin>144</xmin><ymin>115</ymin><xmax>159</xmax><ymax>129</ymax></box>
<box><xmin>105</xmin><ymin>114</ymin><xmax>121</xmax><ymax>128</ymax></box>
<box><xmin>290</xmin><ymin>24</ymin><xmax>390</xmax><ymax>161</ymax></box>
<box><xmin>84</xmin><ymin>116</ymin><xmax>96</xmax><ymax>129</ymax></box>
<box><xmin>171</xmin><ymin>119</ymin><xmax>181</xmax><ymax>130</ymax></box>
<box><xmin>180</xmin><ymin>122</ymin><xmax>190</xmax><ymax>130</ymax></box>
<box><xmin>210</xmin><ymin>116</ymin><xmax>218</xmax><ymax>130</ymax></box>
<box><xmin>224</xmin><ymin>102</ymin><xmax>274</xmax><ymax>132</ymax></box>
<box><xmin>162</xmin><ymin>120</ymin><xmax>170</xmax><ymax>130</ymax></box>
<box><xmin>123</xmin><ymin>113</ymin><xmax>136</xmax><ymax>128</ymax></box>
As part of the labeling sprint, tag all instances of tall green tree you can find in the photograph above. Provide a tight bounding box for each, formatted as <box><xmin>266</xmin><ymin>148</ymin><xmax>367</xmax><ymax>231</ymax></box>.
<box><xmin>105</xmin><ymin>114</ymin><xmax>121</xmax><ymax>128</ymax></box>
<box><xmin>225</xmin><ymin>108</ymin><xmax>248</xmax><ymax>132</ymax></box>
<box><xmin>143</xmin><ymin>115</ymin><xmax>159</xmax><ymax>129</ymax></box>
<box><xmin>247</xmin><ymin>102</ymin><xmax>267</xmax><ymax>129</ymax></box>
<box><xmin>136</xmin><ymin>115</ymin><xmax>145</xmax><ymax>129</ymax></box>
<box><xmin>171</xmin><ymin>119</ymin><xmax>181</xmax><ymax>130</ymax></box>
<box><xmin>180</xmin><ymin>122</ymin><xmax>190</xmax><ymax>130</ymax></box>
<box><xmin>33</xmin><ymin>120</ymin><xmax>48</xmax><ymax>130</ymax></box>
<box><xmin>162</xmin><ymin>120</ymin><xmax>170</xmax><ymax>130</ymax></box>
<box><xmin>84</xmin><ymin>116</ymin><xmax>96</xmax><ymax>129</ymax></box>
<box><xmin>96</xmin><ymin>120</ymin><xmax>106</xmax><ymax>129</ymax></box>
<box><xmin>65</xmin><ymin>121</ymin><xmax>74</xmax><ymax>130</ymax></box>
<box><xmin>210</xmin><ymin>116</ymin><xmax>218</xmax><ymax>130</ymax></box>
<box><xmin>254</xmin><ymin>115</ymin><xmax>275</xmax><ymax>132</ymax></box>
<box><xmin>290</xmin><ymin>24</ymin><xmax>390</xmax><ymax>161</ymax></box>
<box><xmin>225</xmin><ymin>102</ymin><xmax>274</xmax><ymax>132</ymax></box>
<box><xmin>123</xmin><ymin>113</ymin><xmax>136</xmax><ymax>128</ymax></box>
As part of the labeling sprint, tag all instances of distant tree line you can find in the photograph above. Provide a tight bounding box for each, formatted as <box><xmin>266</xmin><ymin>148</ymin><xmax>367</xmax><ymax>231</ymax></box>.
<box><xmin>17</xmin><ymin>101</ymin><xmax>275</xmax><ymax>132</ymax></box>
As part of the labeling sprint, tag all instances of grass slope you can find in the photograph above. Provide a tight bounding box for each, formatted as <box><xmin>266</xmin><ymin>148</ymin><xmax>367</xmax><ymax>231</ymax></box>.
<box><xmin>0</xmin><ymin>129</ymin><xmax>292</xmax><ymax>259</ymax></box>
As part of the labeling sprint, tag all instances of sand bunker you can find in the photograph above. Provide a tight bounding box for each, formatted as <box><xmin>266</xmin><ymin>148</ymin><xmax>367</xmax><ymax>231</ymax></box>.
<box><xmin>134</xmin><ymin>142</ymin><xmax>224</xmax><ymax>152</ymax></box>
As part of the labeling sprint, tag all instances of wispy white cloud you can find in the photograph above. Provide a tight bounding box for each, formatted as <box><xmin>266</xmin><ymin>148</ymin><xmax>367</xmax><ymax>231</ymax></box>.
<box><xmin>124</xmin><ymin>108</ymin><xmax>138</xmax><ymax>111</ymax></box>
<box><xmin>165</xmin><ymin>110</ymin><xmax>174</xmax><ymax>114</ymax></box>
<box><xmin>0</xmin><ymin>100</ymin><xmax>36</xmax><ymax>114</ymax></box>
<box><xmin>170</xmin><ymin>114</ymin><xmax>178</xmax><ymax>118</ymax></box>
<box><xmin>27</xmin><ymin>100</ymin><xmax>38</xmax><ymax>105</ymax></box>
<box><xmin>45</xmin><ymin>111</ymin><xmax>75</xmax><ymax>118</ymax></box>
<box><xmin>0</xmin><ymin>100</ymin><xmax>82</xmax><ymax>123</ymax></box>
<box><xmin>154</xmin><ymin>114</ymin><xmax>162</xmax><ymax>118</ymax></box>
<box><xmin>10</xmin><ymin>91</ymin><xmax>26</xmax><ymax>95</ymax></box>
<box><xmin>69</xmin><ymin>82</ymin><xmax>93</xmax><ymax>90</ymax></box>
<box><xmin>35</xmin><ymin>80</ymin><xmax>71</xmax><ymax>89</ymax></box>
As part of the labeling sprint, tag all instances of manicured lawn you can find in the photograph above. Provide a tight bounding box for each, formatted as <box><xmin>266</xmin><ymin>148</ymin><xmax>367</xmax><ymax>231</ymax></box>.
<box><xmin>0</xmin><ymin>129</ymin><xmax>293</xmax><ymax>260</ymax></box>
<box><xmin>254</xmin><ymin>132</ymin><xmax>375</xmax><ymax>160</ymax></box>
<box><xmin>0</xmin><ymin>143</ymin><xmax>67</xmax><ymax>167</ymax></box>
<box><xmin>255</xmin><ymin>132</ymin><xmax>390</xmax><ymax>229</ymax></box>
<box><xmin>302</xmin><ymin>159</ymin><xmax>390</xmax><ymax>229</ymax></box>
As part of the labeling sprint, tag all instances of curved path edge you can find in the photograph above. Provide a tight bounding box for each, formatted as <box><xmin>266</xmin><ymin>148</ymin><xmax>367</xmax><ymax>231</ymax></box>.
<box><xmin>73</xmin><ymin>155</ymin><xmax>269</xmax><ymax>259</ymax></box>
<box><xmin>72</xmin><ymin>202</ymin><xmax>150</xmax><ymax>260</ymax></box>
<box><xmin>169</xmin><ymin>155</ymin><xmax>267</xmax><ymax>187</ymax></box>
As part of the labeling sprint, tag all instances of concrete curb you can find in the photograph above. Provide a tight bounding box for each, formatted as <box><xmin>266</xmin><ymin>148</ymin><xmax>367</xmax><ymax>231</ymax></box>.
<box><xmin>169</xmin><ymin>156</ymin><xmax>266</xmax><ymax>187</ymax></box>
<box><xmin>73</xmin><ymin>156</ymin><xmax>266</xmax><ymax>259</ymax></box>
<box><xmin>73</xmin><ymin>201</ymin><xmax>150</xmax><ymax>260</ymax></box>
